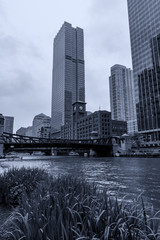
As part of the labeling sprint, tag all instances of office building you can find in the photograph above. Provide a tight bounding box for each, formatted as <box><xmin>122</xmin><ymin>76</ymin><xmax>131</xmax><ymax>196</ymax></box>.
<box><xmin>51</xmin><ymin>22</ymin><xmax>85</xmax><ymax>135</ymax></box>
<box><xmin>16</xmin><ymin>127</ymin><xmax>27</xmax><ymax>136</ymax></box>
<box><xmin>61</xmin><ymin>109</ymin><xmax>127</xmax><ymax>140</ymax></box>
<box><xmin>25</xmin><ymin>126</ymin><xmax>33</xmax><ymax>137</ymax></box>
<box><xmin>127</xmin><ymin>0</ymin><xmax>160</xmax><ymax>141</ymax></box>
<box><xmin>4</xmin><ymin>116</ymin><xmax>14</xmax><ymax>134</ymax></box>
<box><xmin>109</xmin><ymin>64</ymin><xmax>137</xmax><ymax>134</ymax></box>
<box><xmin>32</xmin><ymin>113</ymin><xmax>51</xmax><ymax>138</ymax></box>
<box><xmin>16</xmin><ymin>126</ymin><xmax>33</xmax><ymax>137</ymax></box>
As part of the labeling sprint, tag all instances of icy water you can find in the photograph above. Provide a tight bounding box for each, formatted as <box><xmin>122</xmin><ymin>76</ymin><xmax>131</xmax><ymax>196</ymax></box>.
<box><xmin>0</xmin><ymin>156</ymin><xmax>160</xmax><ymax>209</ymax></box>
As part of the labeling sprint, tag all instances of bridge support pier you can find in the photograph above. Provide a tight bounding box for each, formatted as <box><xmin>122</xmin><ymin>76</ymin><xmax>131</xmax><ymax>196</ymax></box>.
<box><xmin>89</xmin><ymin>149</ymin><xmax>97</xmax><ymax>156</ymax></box>
<box><xmin>0</xmin><ymin>143</ymin><xmax>3</xmax><ymax>157</ymax></box>
<box><xmin>51</xmin><ymin>148</ymin><xmax>58</xmax><ymax>156</ymax></box>
<box><xmin>0</xmin><ymin>114</ymin><xmax>4</xmax><ymax>158</ymax></box>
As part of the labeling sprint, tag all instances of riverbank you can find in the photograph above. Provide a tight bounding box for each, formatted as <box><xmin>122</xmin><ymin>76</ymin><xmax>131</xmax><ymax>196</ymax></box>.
<box><xmin>0</xmin><ymin>167</ymin><xmax>160</xmax><ymax>239</ymax></box>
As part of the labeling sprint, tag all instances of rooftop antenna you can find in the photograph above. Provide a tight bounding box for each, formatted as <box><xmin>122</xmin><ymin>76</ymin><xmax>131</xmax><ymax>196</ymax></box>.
<box><xmin>99</xmin><ymin>106</ymin><xmax>101</xmax><ymax>111</ymax></box>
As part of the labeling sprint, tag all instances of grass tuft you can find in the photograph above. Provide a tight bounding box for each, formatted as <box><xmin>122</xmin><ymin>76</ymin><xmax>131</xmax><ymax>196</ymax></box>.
<box><xmin>0</xmin><ymin>168</ymin><xmax>160</xmax><ymax>239</ymax></box>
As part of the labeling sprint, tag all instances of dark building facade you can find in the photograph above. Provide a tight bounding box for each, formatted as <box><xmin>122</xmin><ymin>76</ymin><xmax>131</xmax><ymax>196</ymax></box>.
<box><xmin>76</xmin><ymin>110</ymin><xmax>112</xmax><ymax>140</ymax></box>
<box><xmin>51</xmin><ymin>22</ymin><xmax>85</xmax><ymax>135</ymax></box>
<box><xmin>127</xmin><ymin>0</ymin><xmax>160</xmax><ymax>141</ymax></box>
<box><xmin>61</xmin><ymin>109</ymin><xmax>127</xmax><ymax>140</ymax></box>
<box><xmin>112</xmin><ymin>120</ymin><xmax>127</xmax><ymax>137</ymax></box>
<box><xmin>137</xmin><ymin>34</ymin><xmax>160</xmax><ymax>141</ymax></box>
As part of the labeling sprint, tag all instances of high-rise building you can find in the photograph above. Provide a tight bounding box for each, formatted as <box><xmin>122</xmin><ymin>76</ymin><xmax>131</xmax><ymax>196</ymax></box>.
<box><xmin>109</xmin><ymin>64</ymin><xmax>137</xmax><ymax>134</ymax></box>
<box><xmin>51</xmin><ymin>22</ymin><xmax>85</xmax><ymax>135</ymax></box>
<box><xmin>127</xmin><ymin>0</ymin><xmax>160</xmax><ymax>141</ymax></box>
<box><xmin>4</xmin><ymin>116</ymin><xmax>14</xmax><ymax>134</ymax></box>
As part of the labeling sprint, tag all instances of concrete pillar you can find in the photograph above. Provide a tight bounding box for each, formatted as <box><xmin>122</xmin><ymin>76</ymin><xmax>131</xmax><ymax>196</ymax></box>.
<box><xmin>89</xmin><ymin>149</ymin><xmax>96</xmax><ymax>156</ymax></box>
<box><xmin>51</xmin><ymin>148</ymin><xmax>57</xmax><ymax>156</ymax></box>
<box><xmin>84</xmin><ymin>152</ymin><xmax>88</xmax><ymax>157</ymax></box>
<box><xmin>0</xmin><ymin>114</ymin><xmax>4</xmax><ymax>157</ymax></box>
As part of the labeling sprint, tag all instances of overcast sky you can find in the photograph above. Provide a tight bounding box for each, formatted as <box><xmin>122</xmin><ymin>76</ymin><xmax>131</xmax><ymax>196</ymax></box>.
<box><xmin>0</xmin><ymin>0</ymin><xmax>132</xmax><ymax>132</ymax></box>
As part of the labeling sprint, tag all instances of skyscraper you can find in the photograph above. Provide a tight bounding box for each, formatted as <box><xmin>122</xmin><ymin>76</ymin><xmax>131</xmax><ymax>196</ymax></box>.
<box><xmin>51</xmin><ymin>22</ymin><xmax>85</xmax><ymax>135</ymax></box>
<box><xmin>127</xmin><ymin>0</ymin><xmax>160</xmax><ymax>141</ymax></box>
<box><xmin>109</xmin><ymin>64</ymin><xmax>137</xmax><ymax>134</ymax></box>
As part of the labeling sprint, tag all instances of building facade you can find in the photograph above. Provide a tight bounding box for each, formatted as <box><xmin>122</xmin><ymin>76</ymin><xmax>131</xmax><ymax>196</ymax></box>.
<box><xmin>109</xmin><ymin>64</ymin><xmax>137</xmax><ymax>134</ymax></box>
<box><xmin>16</xmin><ymin>126</ymin><xmax>33</xmax><ymax>137</ymax></box>
<box><xmin>4</xmin><ymin>116</ymin><xmax>14</xmax><ymax>134</ymax></box>
<box><xmin>16</xmin><ymin>127</ymin><xmax>27</xmax><ymax>136</ymax></box>
<box><xmin>51</xmin><ymin>22</ymin><xmax>85</xmax><ymax>135</ymax></box>
<box><xmin>25</xmin><ymin>126</ymin><xmax>33</xmax><ymax>137</ymax></box>
<box><xmin>127</xmin><ymin>0</ymin><xmax>160</xmax><ymax>141</ymax></box>
<box><xmin>112</xmin><ymin>120</ymin><xmax>127</xmax><ymax>137</ymax></box>
<box><xmin>32</xmin><ymin>113</ymin><xmax>51</xmax><ymax>138</ymax></box>
<box><xmin>61</xmin><ymin>109</ymin><xmax>127</xmax><ymax>140</ymax></box>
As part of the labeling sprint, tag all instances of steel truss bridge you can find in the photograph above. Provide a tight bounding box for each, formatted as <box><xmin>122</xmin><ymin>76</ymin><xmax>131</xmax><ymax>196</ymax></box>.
<box><xmin>1</xmin><ymin>132</ymin><xmax>116</xmax><ymax>156</ymax></box>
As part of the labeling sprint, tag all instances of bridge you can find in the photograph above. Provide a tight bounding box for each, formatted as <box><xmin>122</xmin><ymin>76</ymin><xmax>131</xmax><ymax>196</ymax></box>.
<box><xmin>0</xmin><ymin>132</ymin><xmax>116</xmax><ymax>157</ymax></box>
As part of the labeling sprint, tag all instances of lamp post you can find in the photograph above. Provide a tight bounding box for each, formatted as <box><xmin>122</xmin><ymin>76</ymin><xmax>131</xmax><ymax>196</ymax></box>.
<box><xmin>0</xmin><ymin>114</ymin><xmax>4</xmax><ymax>157</ymax></box>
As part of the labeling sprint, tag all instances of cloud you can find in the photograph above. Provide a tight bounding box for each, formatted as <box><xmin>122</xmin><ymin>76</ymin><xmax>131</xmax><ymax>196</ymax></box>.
<box><xmin>0</xmin><ymin>70</ymin><xmax>34</xmax><ymax>96</ymax></box>
<box><xmin>0</xmin><ymin>68</ymin><xmax>51</xmax><ymax>129</ymax></box>
<box><xmin>0</xmin><ymin>35</ymin><xmax>19</xmax><ymax>56</ymax></box>
<box><xmin>83</xmin><ymin>0</ymin><xmax>132</xmax><ymax>113</ymax></box>
<box><xmin>0</xmin><ymin>32</ymin><xmax>49</xmax><ymax>131</ymax></box>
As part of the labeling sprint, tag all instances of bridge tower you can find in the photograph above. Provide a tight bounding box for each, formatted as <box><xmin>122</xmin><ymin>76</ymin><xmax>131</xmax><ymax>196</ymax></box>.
<box><xmin>0</xmin><ymin>114</ymin><xmax>4</xmax><ymax>157</ymax></box>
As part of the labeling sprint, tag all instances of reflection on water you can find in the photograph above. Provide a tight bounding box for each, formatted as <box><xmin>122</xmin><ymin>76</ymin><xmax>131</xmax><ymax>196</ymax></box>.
<box><xmin>0</xmin><ymin>156</ymin><xmax>160</xmax><ymax>209</ymax></box>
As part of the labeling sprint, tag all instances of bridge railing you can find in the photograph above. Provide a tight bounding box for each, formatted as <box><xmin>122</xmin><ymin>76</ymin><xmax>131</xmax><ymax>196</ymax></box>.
<box><xmin>2</xmin><ymin>132</ymin><xmax>113</xmax><ymax>146</ymax></box>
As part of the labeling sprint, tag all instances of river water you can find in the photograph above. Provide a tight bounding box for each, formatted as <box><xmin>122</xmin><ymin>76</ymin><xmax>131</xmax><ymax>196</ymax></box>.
<box><xmin>0</xmin><ymin>156</ymin><xmax>160</xmax><ymax>210</ymax></box>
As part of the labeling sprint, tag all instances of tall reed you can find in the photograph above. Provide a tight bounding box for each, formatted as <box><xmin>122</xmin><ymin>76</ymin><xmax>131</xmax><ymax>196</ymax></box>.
<box><xmin>0</xmin><ymin>167</ymin><xmax>48</xmax><ymax>206</ymax></box>
<box><xmin>1</xmin><ymin>173</ymin><xmax>159</xmax><ymax>240</ymax></box>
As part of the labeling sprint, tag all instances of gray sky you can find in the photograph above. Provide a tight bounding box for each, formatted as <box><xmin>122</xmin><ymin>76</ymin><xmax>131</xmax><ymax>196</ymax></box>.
<box><xmin>0</xmin><ymin>0</ymin><xmax>132</xmax><ymax>132</ymax></box>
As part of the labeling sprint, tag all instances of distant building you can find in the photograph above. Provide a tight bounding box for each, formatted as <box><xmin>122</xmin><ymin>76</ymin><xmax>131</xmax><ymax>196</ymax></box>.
<box><xmin>76</xmin><ymin>110</ymin><xmax>112</xmax><ymax>140</ymax></box>
<box><xmin>25</xmin><ymin>126</ymin><xmax>33</xmax><ymax>137</ymax></box>
<box><xmin>61</xmin><ymin>105</ymin><xmax>127</xmax><ymax>140</ymax></box>
<box><xmin>17</xmin><ymin>114</ymin><xmax>51</xmax><ymax>138</ymax></box>
<box><xmin>16</xmin><ymin>127</ymin><xmax>27</xmax><ymax>136</ymax></box>
<box><xmin>16</xmin><ymin>126</ymin><xmax>33</xmax><ymax>136</ymax></box>
<box><xmin>127</xmin><ymin>0</ymin><xmax>160</xmax><ymax>141</ymax></box>
<box><xmin>4</xmin><ymin>116</ymin><xmax>14</xmax><ymax>134</ymax></box>
<box><xmin>51</xmin><ymin>22</ymin><xmax>85</xmax><ymax>135</ymax></box>
<box><xmin>32</xmin><ymin>113</ymin><xmax>51</xmax><ymax>138</ymax></box>
<box><xmin>61</xmin><ymin>124</ymin><xmax>72</xmax><ymax>139</ymax></box>
<box><xmin>109</xmin><ymin>64</ymin><xmax>137</xmax><ymax>134</ymax></box>
<box><xmin>37</xmin><ymin>126</ymin><xmax>51</xmax><ymax>139</ymax></box>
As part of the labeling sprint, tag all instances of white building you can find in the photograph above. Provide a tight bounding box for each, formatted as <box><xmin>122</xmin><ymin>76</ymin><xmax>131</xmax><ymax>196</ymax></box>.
<box><xmin>109</xmin><ymin>64</ymin><xmax>137</xmax><ymax>134</ymax></box>
<box><xmin>32</xmin><ymin>113</ymin><xmax>51</xmax><ymax>138</ymax></box>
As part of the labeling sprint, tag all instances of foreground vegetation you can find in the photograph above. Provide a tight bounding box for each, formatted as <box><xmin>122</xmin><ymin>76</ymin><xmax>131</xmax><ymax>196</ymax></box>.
<box><xmin>0</xmin><ymin>168</ymin><xmax>160</xmax><ymax>239</ymax></box>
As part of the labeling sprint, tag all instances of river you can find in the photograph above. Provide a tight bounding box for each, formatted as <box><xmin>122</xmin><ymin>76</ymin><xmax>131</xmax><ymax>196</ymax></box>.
<box><xmin>0</xmin><ymin>156</ymin><xmax>160</xmax><ymax>210</ymax></box>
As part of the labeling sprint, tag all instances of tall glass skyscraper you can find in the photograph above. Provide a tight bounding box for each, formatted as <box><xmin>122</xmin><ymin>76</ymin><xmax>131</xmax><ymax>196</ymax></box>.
<box><xmin>127</xmin><ymin>0</ymin><xmax>160</xmax><ymax>141</ymax></box>
<box><xmin>109</xmin><ymin>64</ymin><xmax>137</xmax><ymax>134</ymax></box>
<box><xmin>51</xmin><ymin>22</ymin><xmax>85</xmax><ymax>134</ymax></box>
